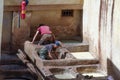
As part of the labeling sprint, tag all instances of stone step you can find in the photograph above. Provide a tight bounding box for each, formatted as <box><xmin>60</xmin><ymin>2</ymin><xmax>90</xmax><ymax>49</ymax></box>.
<box><xmin>1</xmin><ymin>53</ymin><xmax>19</xmax><ymax>60</ymax></box>
<box><xmin>76</xmin><ymin>64</ymin><xmax>100</xmax><ymax>73</ymax></box>
<box><xmin>70</xmin><ymin>52</ymin><xmax>98</xmax><ymax>60</ymax></box>
<box><xmin>82</xmin><ymin>71</ymin><xmax>107</xmax><ymax>80</ymax></box>
<box><xmin>43</xmin><ymin>59</ymin><xmax>99</xmax><ymax>66</ymax></box>
<box><xmin>42</xmin><ymin>50</ymin><xmax>98</xmax><ymax>67</ymax></box>
<box><xmin>0</xmin><ymin>64</ymin><xmax>28</xmax><ymax>71</ymax></box>
<box><xmin>3</xmin><ymin>76</ymin><xmax>34</xmax><ymax>80</ymax></box>
<box><xmin>0</xmin><ymin>53</ymin><xmax>24</xmax><ymax>65</ymax></box>
<box><xmin>39</xmin><ymin>64</ymin><xmax>103</xmax><ymax>80</ymax></box>
<box><xmin>45</xmin><ymin>64</ymin><xmax>100</xmax><ymax>74</ymax></box>
<box><xmin>0</xmin><ymin>59</ymin><xmax>24</xmax><ymax>65</ymax></box>
<box><xmin>70</xmin><ymin>52</ymin><xmax>100</xmax><ymax>70</ymax></box>
<box><xmin>1</xmin><ymin>71</ymin><xmax>36</xmax><ymax>80</ymax></box>
<box><xmin>0</xmin><ymin>65</ymin><xmax>31</xmax><ymax>75</ymax></box>
<box><xmin>63</xmin><ymin>41</ymin><xmax>89</xmax><ymax>52</ymax></box>
<box><xmin>1</xmin><ymin>51</ymin><xmax>37</xmax><ymax>80</ymax></box>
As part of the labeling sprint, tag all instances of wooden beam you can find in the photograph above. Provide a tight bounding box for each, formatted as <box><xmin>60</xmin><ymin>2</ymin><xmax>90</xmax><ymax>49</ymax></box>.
<box><xmin>4</xmin><ymin>4</ymin><xmax>83</xmax><ymax>11</ymax></box>
<box><xmin>17</xmin><ymin>49</ymin><xmax>37</xmax><ymax>74</ymax></box>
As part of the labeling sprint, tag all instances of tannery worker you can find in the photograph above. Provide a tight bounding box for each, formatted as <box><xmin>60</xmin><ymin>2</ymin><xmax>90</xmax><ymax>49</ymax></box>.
<box><xmin>31</xmin><ymin>24</ymin><xmax>55</xmax><ymax>45</ymax></box>
<box><xmin>38</xmin><ymin>41</ymin><xmax>62</xmax><ymax>60</ymax></box>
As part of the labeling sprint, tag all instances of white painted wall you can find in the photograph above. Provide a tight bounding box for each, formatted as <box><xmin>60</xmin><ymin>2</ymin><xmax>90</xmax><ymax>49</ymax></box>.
<box><xmin>111</xmin><ymin>0</ymin><xmax>120</xmax><ymax>79</ymax></box>
<box><xmin>83</xmin><ymin>0</ymin><xmax>100</xmax><ymax>58</ymax></box>
<box><xmin>83</xmin><ymin>0</ymin><xmax>120</xmax><ymax>79</ymax></box>
<box><xmin>112</xmin><ymin>0</ymin><xmax>120</xmax><ymax>69</ymax></box>
<box><xmin>0</xmin><ymin>0</ymin><xmax>3</xmax><ymax>58</ymax></box>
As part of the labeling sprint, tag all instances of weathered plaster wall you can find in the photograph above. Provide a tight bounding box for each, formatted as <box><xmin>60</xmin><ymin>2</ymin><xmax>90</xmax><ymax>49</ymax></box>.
<box><xmin>0</xmin><ymin>0</ymin><xmax>3</xmax><ymax>55</ymax></box>
<box><xmin>4</xmin><ymin>0</ymin><xmax>83</xmax><ymax>5</ymax></box>
<box><xmin>83</xmin><ymin>0</ymin><xmax>112</xmax><ymax>74</ymax></box>
<box><xmin>99</xmin><ymin>0</ymin><xmax>120</xmax><ymax>79</ymax></box>
<box><xmin>98</xmin><ymin>0</ymin><xmax>114</xmax><ymax>74</ymax></box>
<box><xmin>111</xmin><ymin>0</ymin><xmax>120</xmax><ymax>79</ymax></box>
<box><xmin>83</xmin><ymin>0</ymin><xmax>120</xmax><ymax>79</ymax></box>
<box><xmin>83</xmin><ymin>0</ymin><xmax>100</xmax><ymax>58</ymax></box>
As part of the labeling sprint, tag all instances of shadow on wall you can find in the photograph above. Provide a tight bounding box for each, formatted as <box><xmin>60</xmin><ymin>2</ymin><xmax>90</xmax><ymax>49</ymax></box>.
<box><xmin>107</xmin><ymin>59</ymin><xmax>120</xmax><ymax>80</ymax></box>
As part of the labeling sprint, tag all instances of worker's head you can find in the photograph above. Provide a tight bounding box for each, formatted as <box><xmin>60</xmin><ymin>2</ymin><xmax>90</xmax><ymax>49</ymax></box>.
<box><xmin>54</xmin><ymin>41</ymin><xmax>62</xmax><ymax>48</ymax></box>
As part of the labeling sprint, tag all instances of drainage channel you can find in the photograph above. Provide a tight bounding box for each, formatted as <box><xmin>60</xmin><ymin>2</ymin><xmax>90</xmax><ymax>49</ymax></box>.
<box><xmin>0</xmin><ymin>52</ymin><xmax>37</xmax><ymax>80</ymax></box>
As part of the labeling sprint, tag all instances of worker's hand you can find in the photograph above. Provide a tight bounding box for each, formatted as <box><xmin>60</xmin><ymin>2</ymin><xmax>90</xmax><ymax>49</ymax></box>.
<box><xmin>48</xmin><ymin>54</ymin><xmax>53</xmax><ymax>59</ymax></box>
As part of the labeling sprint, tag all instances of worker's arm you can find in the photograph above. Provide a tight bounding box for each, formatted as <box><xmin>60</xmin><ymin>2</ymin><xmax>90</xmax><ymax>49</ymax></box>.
<box><xmin>32</xmin><ymin>31</ymin><xmax>39</xmax><ymax>43</ymax></box>
<box><xmin>51</xmin><ymin>33</ymin><xmax>56</xmax><ymax>41</ymax></box>
<box><xmin>48</xmin><ymin>52</ymin><xmax>53</xmax><ymax>59</ymax></box>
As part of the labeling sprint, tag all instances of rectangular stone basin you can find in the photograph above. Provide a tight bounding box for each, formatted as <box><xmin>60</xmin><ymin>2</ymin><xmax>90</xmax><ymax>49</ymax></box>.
<box><xmin>49</xmin><ymin>68</ymin><xmax>76</xmax><ymax>79</ymax></box>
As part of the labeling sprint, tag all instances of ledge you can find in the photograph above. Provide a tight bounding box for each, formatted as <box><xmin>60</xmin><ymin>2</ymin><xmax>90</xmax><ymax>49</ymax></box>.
<box><xmin>4</xmin><ymin>4</ymin><xmax>83</xmax><ymax>11</ymax></box>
